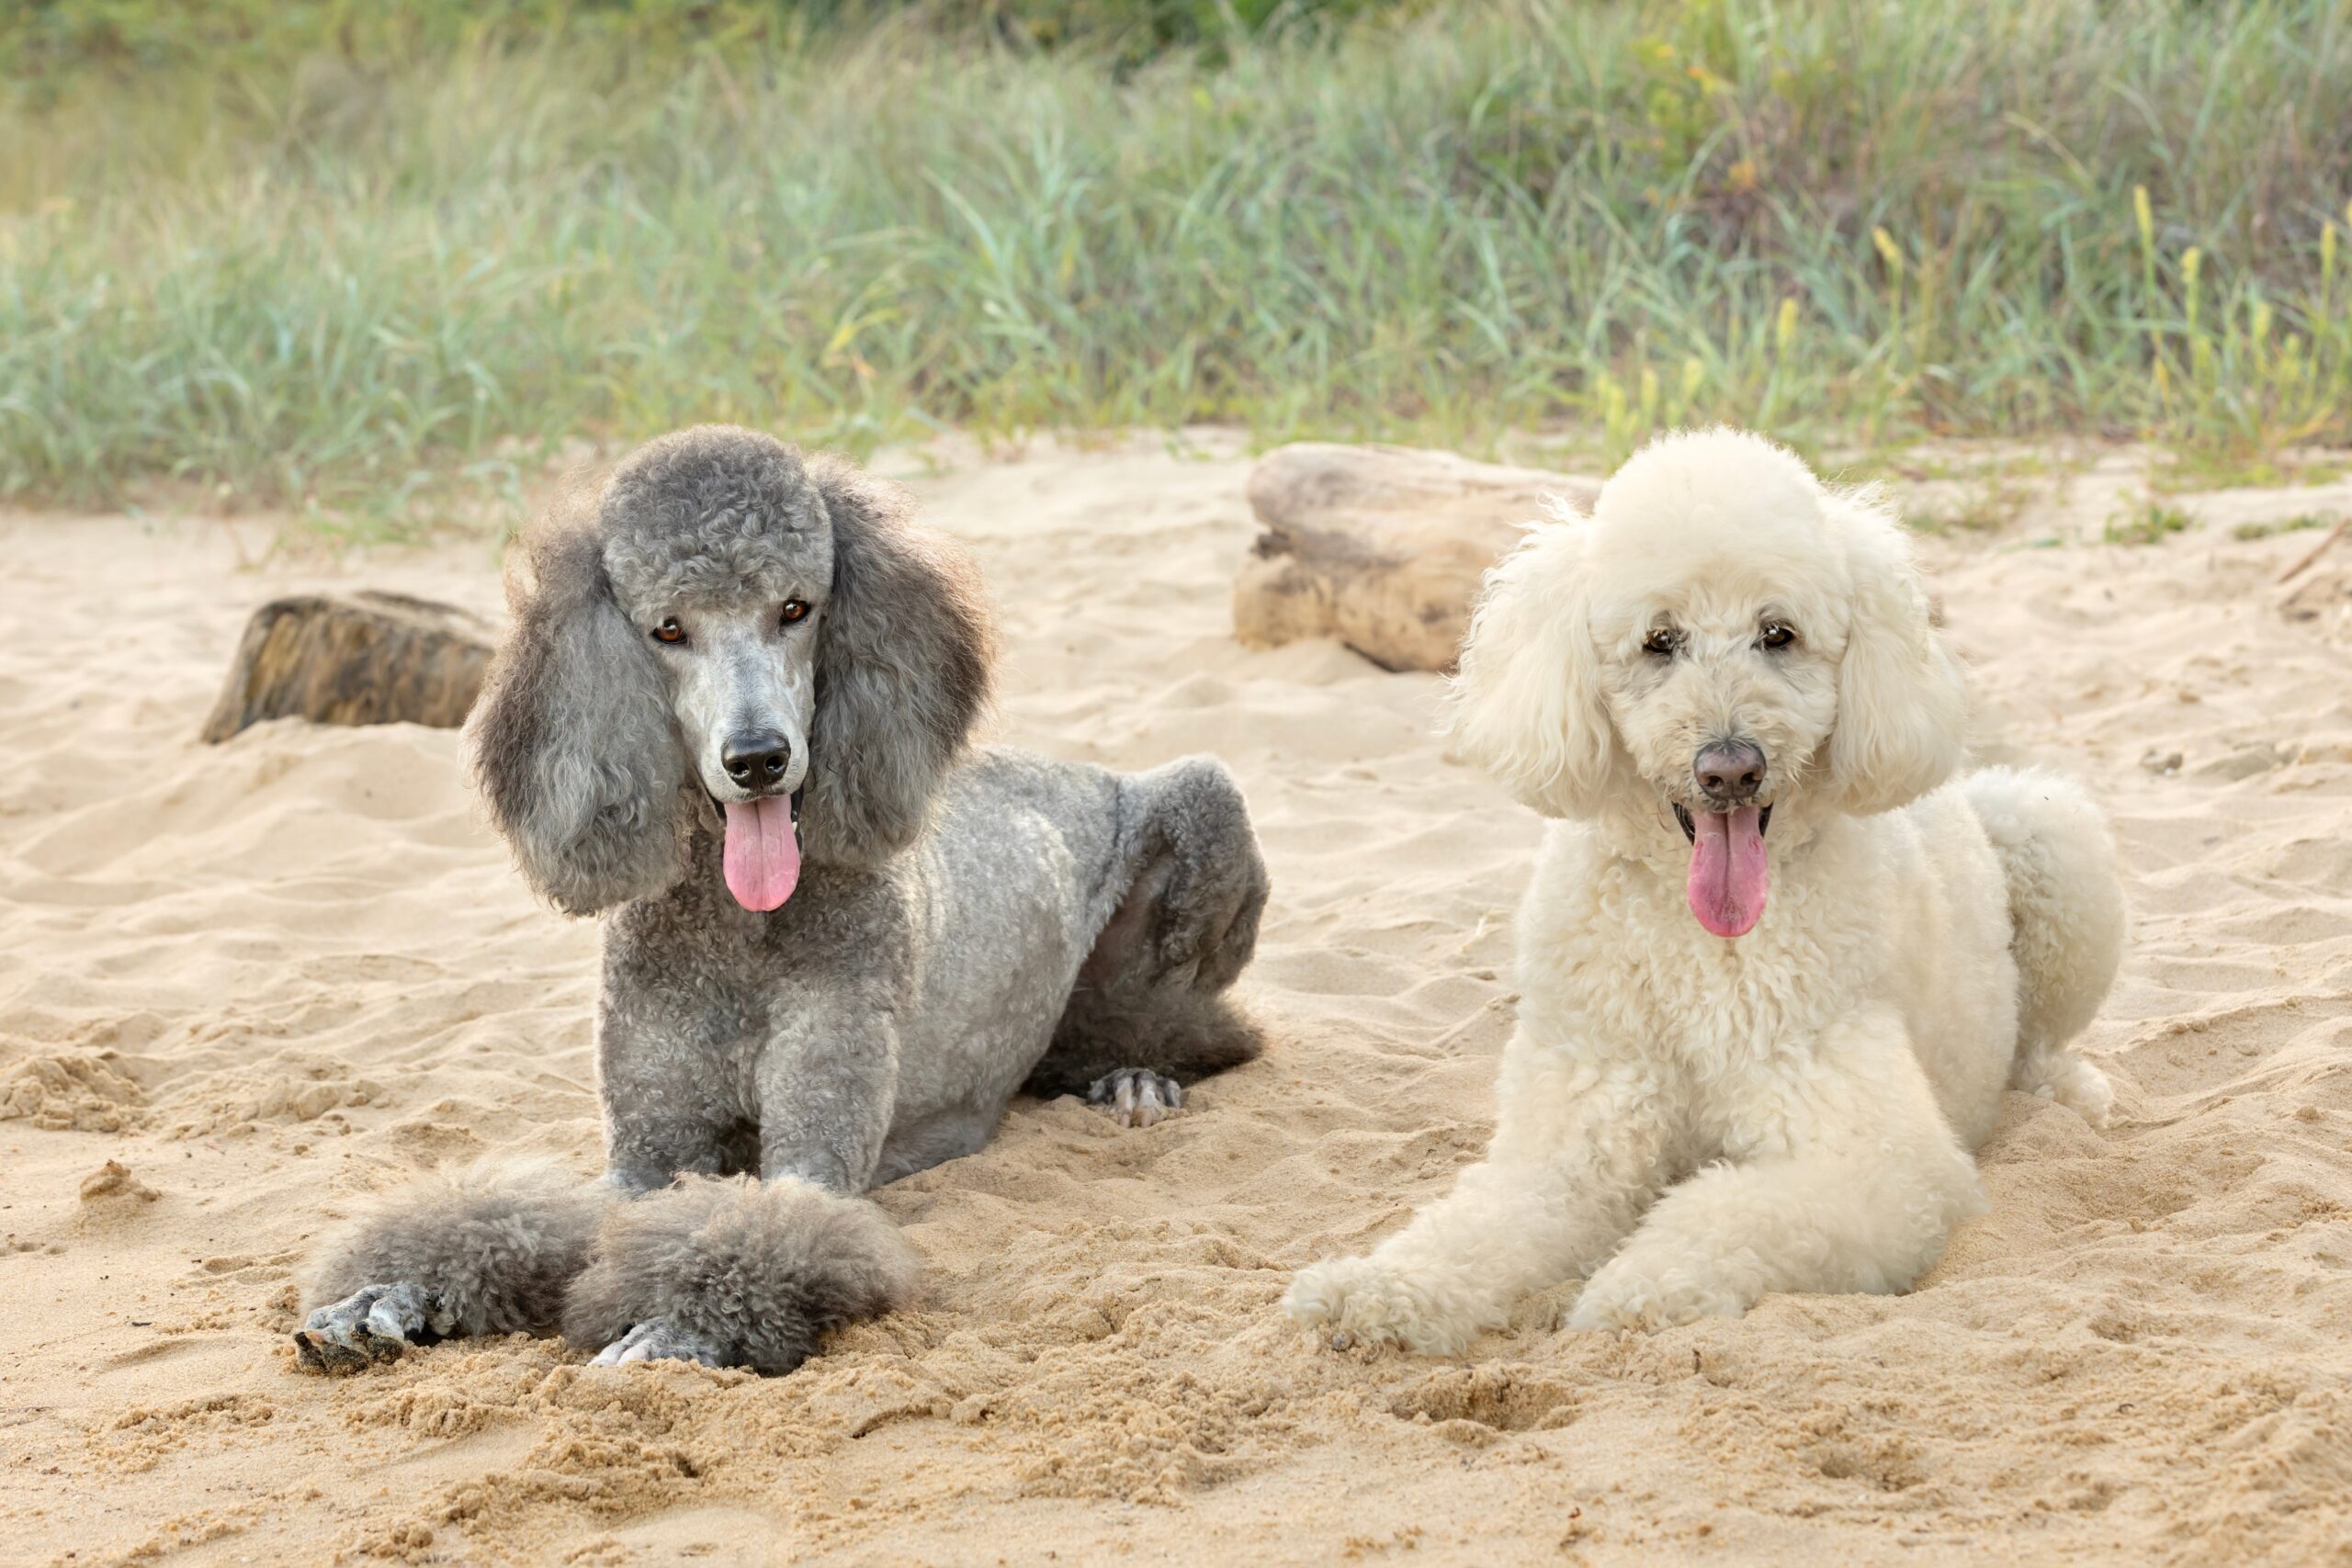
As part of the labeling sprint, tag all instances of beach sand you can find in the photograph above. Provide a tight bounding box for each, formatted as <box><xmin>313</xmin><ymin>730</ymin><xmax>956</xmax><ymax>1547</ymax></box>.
<box><xmin>2</xmin><ymin>435</ymin><xmax>2348</xmax><ymax>1565</ymax></box>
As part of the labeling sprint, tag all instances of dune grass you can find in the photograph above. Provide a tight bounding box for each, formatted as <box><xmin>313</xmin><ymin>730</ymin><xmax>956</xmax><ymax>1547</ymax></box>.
<box><xmin>2</xmin><ymin>0</ymin><xmax>2347</xmax><ymax>524</ymax></box>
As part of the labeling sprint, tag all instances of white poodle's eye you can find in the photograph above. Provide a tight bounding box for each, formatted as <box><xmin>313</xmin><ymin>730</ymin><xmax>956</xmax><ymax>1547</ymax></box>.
<box><xmin>651</xmin><ymin>617</ymin><xmax>687</xmax><ymax>646</ymax></box>
<box><xmin>1642</xmin><ymin>626</ymin><xmax>1681</xmax><ymax>657</ymax></box>
<box><xmin>1759</xmin><ymin>620</ymin><xmax>1798</xmax><ymax>650</ymax></box>
<box><xmin>780</xmin><ymin>599</ymin><xmax>811</xmax><ymax>626</ymax></box>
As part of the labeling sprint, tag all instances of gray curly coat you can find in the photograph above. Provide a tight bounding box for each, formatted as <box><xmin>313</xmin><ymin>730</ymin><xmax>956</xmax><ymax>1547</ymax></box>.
<box><xmin>295</xmin><ymin>426</ymin><xmax>1269</xmax><ymax>1375</ymax></box>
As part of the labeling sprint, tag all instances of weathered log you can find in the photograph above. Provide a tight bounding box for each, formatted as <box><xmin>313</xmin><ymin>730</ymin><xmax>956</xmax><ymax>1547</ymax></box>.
<box><xmin>201</xmin><ymin>591</ymin><xmax>495</xmax><ymax>743</ymax></box>
<box><xmin>1233</xmin><ymin>443</ymin><xmax>1601</xmax><ymax>672</ymax></box>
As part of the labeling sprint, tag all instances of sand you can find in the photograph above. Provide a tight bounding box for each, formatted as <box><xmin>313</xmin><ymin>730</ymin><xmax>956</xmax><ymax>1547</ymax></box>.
<box><xmin>3</xmin><ymin>434</ymin><xmax>2349</xmax><ymax>1566</ymax></box>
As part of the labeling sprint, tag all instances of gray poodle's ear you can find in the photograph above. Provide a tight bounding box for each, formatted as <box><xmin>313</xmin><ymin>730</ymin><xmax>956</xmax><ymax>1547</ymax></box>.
<box><xmin>463</xmin><ymin>514</ymin><xmax>687</xmax><ymax>914</ymax></box>
<box><xmin>1825</xmin><ymin>489</ymin><xmax>1967</xmax><ymax>816</ymax></box>
<box><xmin>797</xmin><ymin>457</ymin><xmax>994</xmax><ymax>867</ymax></box>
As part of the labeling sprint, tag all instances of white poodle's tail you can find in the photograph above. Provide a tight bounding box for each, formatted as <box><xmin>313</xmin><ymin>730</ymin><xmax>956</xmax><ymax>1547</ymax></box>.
<box><xmin>1962</xmin><ymin>767</ymin><xmax>2126</xmax><ymax>1127</ymax></box>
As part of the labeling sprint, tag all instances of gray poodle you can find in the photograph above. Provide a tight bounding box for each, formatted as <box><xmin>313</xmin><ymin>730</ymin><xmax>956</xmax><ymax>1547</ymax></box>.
<box><xmin>293</xmin><ymin>426</ymin><xmax>1269</xmax><ymax>1374</ymax></box>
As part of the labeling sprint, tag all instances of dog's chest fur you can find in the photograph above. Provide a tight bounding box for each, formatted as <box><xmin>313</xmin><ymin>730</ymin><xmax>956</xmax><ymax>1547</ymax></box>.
<box><xmin>1515</xmin><ymin>819</ymin><xmax>1893</xmax><ymax>1082</ymax></box>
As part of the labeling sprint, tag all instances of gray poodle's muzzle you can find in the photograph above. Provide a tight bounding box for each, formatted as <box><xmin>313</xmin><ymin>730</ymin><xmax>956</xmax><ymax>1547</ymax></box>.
<box><xmin>660</xmin><ymin>605</ymin><xmax>820</xmax><ymax>913</ymax></box>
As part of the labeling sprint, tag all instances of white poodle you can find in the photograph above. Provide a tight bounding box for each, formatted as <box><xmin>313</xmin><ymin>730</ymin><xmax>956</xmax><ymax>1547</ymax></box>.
<box><xmin>1286</xmin><ymin>428</ymin><xmax>2124</xmax><ymax>1350</ymax></box>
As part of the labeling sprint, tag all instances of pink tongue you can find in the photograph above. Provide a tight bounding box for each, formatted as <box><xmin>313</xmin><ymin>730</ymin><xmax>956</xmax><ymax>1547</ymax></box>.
<box><xmin>1687</xmin><ymin>806</ymin><xmax>1768</xmax><ymax>938</ymax></box>
<box><xmin>722</xmin><ymin>797</ymin><xmax>801</xmax><ymax>912</ymax></box>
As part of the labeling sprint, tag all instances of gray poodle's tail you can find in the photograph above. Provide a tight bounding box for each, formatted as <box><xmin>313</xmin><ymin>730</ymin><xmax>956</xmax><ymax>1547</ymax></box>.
<box><xmin>560</xmin><ymin>1175</ymin><xmax>919</xmax><ymax>1375</ymax></box>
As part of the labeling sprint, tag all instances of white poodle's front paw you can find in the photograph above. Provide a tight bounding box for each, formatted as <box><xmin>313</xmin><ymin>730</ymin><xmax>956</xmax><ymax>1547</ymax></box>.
<box><xmin>1283</xmin><ymin>1256</ymin><xmax>1489</xmax><ymax>1355</ymax></box>
<box><xmin>1565</xmin><ymin>1258</ymin><xmax>1745</xmax><ymax>1334</ymax></box>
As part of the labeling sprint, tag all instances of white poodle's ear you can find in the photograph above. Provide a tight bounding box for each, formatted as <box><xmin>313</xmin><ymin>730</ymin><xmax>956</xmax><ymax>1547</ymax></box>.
<box><xmin>1826</xmin><ymin>491</ymin><xmax>1967</xmax><ymax>816</ymax></box>
<box><xmin>1445</xmin><ymin>514</ymin><xmax>1620</xmax><ymax>818</ymax></box>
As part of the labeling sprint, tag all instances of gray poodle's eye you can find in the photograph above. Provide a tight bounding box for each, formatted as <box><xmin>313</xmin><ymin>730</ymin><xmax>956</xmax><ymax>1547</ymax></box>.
<box><xmin>780</xmin><ymin>599</ymin><xmax>811</xmax><ymax>626</ymax></box>
<box><xmin>651</xmin><ymin>617</ymin><xmax>686</xmax><ymax>646</ymax></box>
<box><xmin>1759</xmin><ymin>620</ymin><xmax>1797</xmax><ymax>650</ymax></box>
<box><xmin>1642</xmin><ymin>626</ymin><xmax>1681</xmax><ymax>658</ymax></box>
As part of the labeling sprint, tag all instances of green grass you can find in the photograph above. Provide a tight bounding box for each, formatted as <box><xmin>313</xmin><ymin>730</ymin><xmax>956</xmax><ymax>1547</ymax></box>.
<box><xmin>3</xmin><ymin>0</ymin><xmax>2350</xmax><ymax>522</ymax></box>
<box><xmin>2230</xmin><ymin>512</ymin><xmax>2337</xmax><ymax>541</ymax></box>
<box><xmin>2103</xmin><ymin>502</ymin><xmax>2196</xmax><ymax>546</ymax></box>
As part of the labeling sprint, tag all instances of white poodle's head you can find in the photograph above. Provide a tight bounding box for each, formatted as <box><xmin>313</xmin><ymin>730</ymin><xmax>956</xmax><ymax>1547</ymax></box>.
<box><xmin>1448</xmin><ymin>427</ymin><xmax>1964</xmax><ymax>938</ymax></box>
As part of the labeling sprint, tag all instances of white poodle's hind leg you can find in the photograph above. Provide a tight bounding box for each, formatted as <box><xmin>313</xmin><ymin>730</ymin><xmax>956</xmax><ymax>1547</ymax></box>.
<box><xmin>1569</xmin><ymin>1010</ymin><xmax>1983</xmax><ymax>1332</ymax></box>
<box><xmin>1962</xmin><ymin>767</ymin><xmax>2126</xmax><ymax>1127</ymax></box>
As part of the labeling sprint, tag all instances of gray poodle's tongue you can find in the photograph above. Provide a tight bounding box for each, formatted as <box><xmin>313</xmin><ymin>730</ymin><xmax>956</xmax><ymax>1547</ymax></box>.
<box><xmin>1687</xmin><ymin>806</ymin><xmax>1768</xmax><ymax>939</ymax></box>
<box><xmin>722</xmin><ymin>797</ymin><xmax>800</xmax><ymax>912</ymax></box>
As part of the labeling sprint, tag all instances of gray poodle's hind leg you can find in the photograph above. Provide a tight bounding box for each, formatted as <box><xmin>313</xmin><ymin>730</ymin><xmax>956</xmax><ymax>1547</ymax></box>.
<box><xmin>294</xmin><ymin>1160</ymin><xmax>607</xmax><ymax>1374</ymax></box>
<box><xmin>1029</xmin><ymin>755</ymin><xmax>1270</xmax><ymax>1119</ymax></box>
<box><xmin>561</xmin><ymin>1175</ymin><xmax>918</xmax><ymax>1375</ymax></box>
<box><xmin>1088</xmin><ymin>1066</ymin><xmax>1184</xmax><ymax>1129</ymax></box>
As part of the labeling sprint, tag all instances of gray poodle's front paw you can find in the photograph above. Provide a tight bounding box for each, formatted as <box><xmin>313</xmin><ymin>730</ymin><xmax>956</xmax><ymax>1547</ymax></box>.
<box><xmin>590</xmin><ymin>1315</ymin><xmax>729</xmax><ymax>1369</ymax></box>
<box><xmin>293</xmin><ymin>1281</ymin><xmax>453</xmax><ymax>1374</ymax></box>
<box><xmin>1087</xmin><ymin>1068</ymin><xmax>1183</xmax><ymax>1128</ymax></box>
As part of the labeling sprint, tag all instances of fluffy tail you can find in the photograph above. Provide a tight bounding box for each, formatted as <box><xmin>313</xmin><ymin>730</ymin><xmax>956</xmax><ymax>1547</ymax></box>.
<box><xmin>1962</xmin><ymin>767</ymin><xmax>2126</xmax><ymax>1125</ymax></box>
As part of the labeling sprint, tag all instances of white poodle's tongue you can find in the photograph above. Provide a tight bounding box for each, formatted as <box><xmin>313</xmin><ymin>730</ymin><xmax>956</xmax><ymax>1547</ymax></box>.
<box><xmin>1687</xmin><ymin>806</ymin><xmax>1768</xmax><ymax>939</ymax></box>
<box><xmin>722</xmin><ymin>797</ymin><xmax>800</xmax><ymax>912</ymax></box>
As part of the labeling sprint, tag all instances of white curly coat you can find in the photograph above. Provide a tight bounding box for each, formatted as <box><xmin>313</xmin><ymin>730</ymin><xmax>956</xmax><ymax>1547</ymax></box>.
<box><xmin>1286</xmin><ymin>428</ymin><xmax>2124</xmax><ymax>1351</ymax></box>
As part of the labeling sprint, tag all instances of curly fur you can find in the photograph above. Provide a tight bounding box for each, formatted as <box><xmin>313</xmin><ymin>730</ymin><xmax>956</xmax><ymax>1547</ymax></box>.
<box><xmin>561</xmin><ymin>1176</ymin><xmax>920</xmax><ymax>1375</ymax></box>
<box><xmin>299</xmin><ymin>426</ymin><xmax>1269</xmax><ymax>1375</ymax></box>
<box><xmin>1288</xmin><ymin>427</ymin><xmax>2125</xmax><ymax>1352</ymax></box>
<box><xmin>798</xmin><ymin>456</ymin><xmax>994</xmax><ymax>868</ymax></box>
<box><xmin>468</xmin><ymin>519</ymin><xmax>689</xmax><ymax>916</ymax></box>
<box><xmin>300</xmin><ymin>1161</ymin><xmax>606</xmax><ymax>1341</ymax></box>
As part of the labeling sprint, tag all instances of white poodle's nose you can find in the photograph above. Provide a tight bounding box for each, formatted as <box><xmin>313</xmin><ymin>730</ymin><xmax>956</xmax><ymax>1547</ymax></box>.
<box><xmin>1693</xmin><ymin>739</ymin><xmax>1767</xmax><ymax>806</ymax></box>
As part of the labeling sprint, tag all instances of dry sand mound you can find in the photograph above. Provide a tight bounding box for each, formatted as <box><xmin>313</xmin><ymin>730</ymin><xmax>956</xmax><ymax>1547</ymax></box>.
<box><xmin>1</xmin><ymin>437</ymin><xmax>2348</xmax><ymax>1565</ymax></box>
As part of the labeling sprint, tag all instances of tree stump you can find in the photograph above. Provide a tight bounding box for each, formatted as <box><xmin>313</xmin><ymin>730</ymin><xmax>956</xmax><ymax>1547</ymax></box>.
<box><xmin>1233</xmin><ymin>443</ymin><xmax>1601</xmax><ymax>672</ymax></box>
<box><xmin>200</xmin><ymin>591</ymin><xmax>496</xmax><ymax>743</ymax></box>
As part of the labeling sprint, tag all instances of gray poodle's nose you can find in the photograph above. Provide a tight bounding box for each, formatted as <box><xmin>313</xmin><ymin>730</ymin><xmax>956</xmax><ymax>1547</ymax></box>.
<box><xmin>1693</xmin><ymin>739</ymin><xmax>1768</xmax><ymax>806</ymax></box>
<box><xmin>722</xmin><ymin>729</ymin><xmax>793</xmax><ymax>790</ymax></box>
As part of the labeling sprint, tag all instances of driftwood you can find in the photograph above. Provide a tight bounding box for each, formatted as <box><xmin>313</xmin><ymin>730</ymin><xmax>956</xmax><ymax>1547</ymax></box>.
<box><xmin>201</xmin><ymin>591</ymin><xmax>495</xmax><ymax>743</ymax></box>
<box><xmin>1233</xmin><ymin>443</ymin><xmax>1601</xmax><ymax>672</ymax></box>
<box><xmin>2278</xmin><ymin>516</ymin><xmax>2348</xmax><ymax>585</ymax></box>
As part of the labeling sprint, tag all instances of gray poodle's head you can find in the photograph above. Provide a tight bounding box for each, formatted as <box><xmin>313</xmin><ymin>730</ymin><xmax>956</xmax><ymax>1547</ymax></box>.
<box><xmin>464</xmin><ymin>425</ymin><xmax>994</xmax><ymax>917</ymax></box>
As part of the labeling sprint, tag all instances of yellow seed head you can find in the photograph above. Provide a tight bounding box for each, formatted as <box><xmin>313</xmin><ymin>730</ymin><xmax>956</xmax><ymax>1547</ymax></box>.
<box><xmin>1871</xmin><ymin>226</ymin><xmax>1905</xmax><ymax>280</ymax></box>
<box><xmin>1776</xmin><ymin>298</ymin><xmax>1799</xmax><ymax>356</ymax></box>
<box><xmin>2134</xmin><ymin>186</ymin><xmax>2154</xmax><ymax>250</ymax></box>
